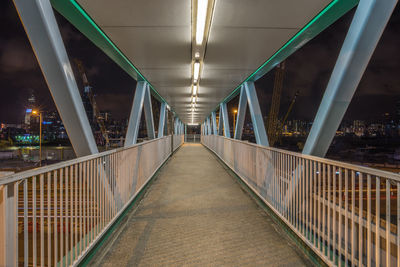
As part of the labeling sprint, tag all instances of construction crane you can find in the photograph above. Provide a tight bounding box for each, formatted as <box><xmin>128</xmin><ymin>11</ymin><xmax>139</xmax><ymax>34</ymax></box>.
<box><xmin>276</xmin><ymin>90</ymin><xmax>300</xmax><ymax>145</ymax></box>
<box><xmin>267</xmin><ymin>61</ymin><xmax>285</xmax><ymax>147</ymax></box>
<box><xmin>74</xmin><ymin>59</ymin><xmax>110</xmax><ymax>148</ymax></box>
<box><xmin>281</xmin><ymin>91</ymin><xmax>299</xmax><ymax>129</ymax></box>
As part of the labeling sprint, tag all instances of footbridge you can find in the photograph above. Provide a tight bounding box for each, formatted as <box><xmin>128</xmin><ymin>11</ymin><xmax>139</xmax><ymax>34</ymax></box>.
<box><xmin>2</xmin><ymin>0</ymin><xmax>399</xmax><ymax>266</ymax></box>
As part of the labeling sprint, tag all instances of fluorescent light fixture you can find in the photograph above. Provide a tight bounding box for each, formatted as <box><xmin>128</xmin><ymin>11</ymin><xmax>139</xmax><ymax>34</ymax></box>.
<box><xmin>196</xmin><ymin>0</ymin><xmax>208</xmax><ymax>45</ymax></box>
<box><xmin>193</xmin><ymin>62</ymin><xmax>200</xmax><ymax>82</ymax></box>
<box><xmin>195</xmin><ymin>52</ymin><xmax>200</xmax><ymax>58</ymax></box>
<box><xmin>192</xmin><ymin>85</ymin><xmax>198</xmax><ymax>96</ymax></box>
<box><xmin>192</xmin><ymin>97</ymin><xmax>196</xmax><ymax>103</ymax></box>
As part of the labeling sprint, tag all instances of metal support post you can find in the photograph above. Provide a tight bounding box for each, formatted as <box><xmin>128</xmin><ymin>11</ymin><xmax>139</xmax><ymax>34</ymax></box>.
<box><xmin>158</xmin><ymin>102</ymin><xmax>166</xmax><ymax>138</ymax></box>
<box><xmin>173</xmin><ymin>117</ymin><xmax>178</xmax><ymax>135</ymax></box>
<box><xmin>220</xmin><ymin>103</ymin><xmax>231</xmax><ymax>138</ymax></box>
<box><xmin>13</xmin><ymin>0</ymin><xmax>98</xmax><ymax>157</ymax></box>
<box><xmin>125</xmin><ymin>81</ymin><xmax>147</xmax><ymax>146</ymax></box>
<box><xmin>303</xmin><ymin>0</ymin><xmax>398</xmax><ymax>157</ymax></box>
<box><xmin>205</xmin><ymin>117</ymin><xmax>210</xmax><ymax>135</ymax></box>
<box><xmin>181</xmin><ymin>121</ymin><xmax>184</xmax><ymax>135</ymax></box>
<box><xmin>5</xmin><ymin>184</ymin><xmax>17</xmax><ymax>266</ymax></box>
<box><xmin>218</xmin><ymin>109</ymin><xmax>223</xmax><ymax>136</ymax></box>
<box><xmin>234</xmin><ymin>85</ymin><xmax>248</xmax><ymax>140</ymax></box>
<box><xmin>143</xmin><ymin>83</ymin><xmax>155</xmax><ymax>139</ymax></box>
<box><xmin>211</xmin><ymin>111</ymin><xmax>218</xmax><ymax>135</ymax></box>
<box><xmin>244</xmin><ymin>82</ymin><xmax>269</xmax><ymax>146</ymax></box>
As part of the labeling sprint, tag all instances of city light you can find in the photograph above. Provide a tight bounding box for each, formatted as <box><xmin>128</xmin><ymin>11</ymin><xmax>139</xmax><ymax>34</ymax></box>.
<box><xmin>196</xmin><ymin>0</ymin><xmax>208</xmax><ymax>45</ymax></box>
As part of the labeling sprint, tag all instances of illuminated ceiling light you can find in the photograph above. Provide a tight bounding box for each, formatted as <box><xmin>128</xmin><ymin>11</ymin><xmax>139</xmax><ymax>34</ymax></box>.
<box><xmin>192</xmin><ymin>85</ymin><xmax>198</xmax><ymax>96</ymax></box>
<box><xmin>195</xmin><ymin>52</ymin><xmax>200</xmax><ymax>58</ymax></box>
<box><xmin>193</xmin><ymin>62</ymin><xmax>200</xmax><ymax>82</ymax></box>
<box><xmin>192</xmin><ymin>97</ymin><xmax>196</xmax><ymax>104</ymax></box>
<box><xmin>196</xmin><ymin>0</ymin><xmax>208</xmax><ymax>45</ymax></box>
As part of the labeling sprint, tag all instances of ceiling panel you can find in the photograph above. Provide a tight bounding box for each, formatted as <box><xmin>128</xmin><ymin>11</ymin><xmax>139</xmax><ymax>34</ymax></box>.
<box><xmin>211</xmin><ymin>0</ymin><xmax>331</xmax><ymax>28</ymax></box>
<box><xmin>76</xmin><ymin>0</ymin><xmax>334</xmax><ymax>123</ymax></box>
<box><xmin>78</xmin><ymin>0</ymin><xmax>190</xmax><ymax>27</ymax></box>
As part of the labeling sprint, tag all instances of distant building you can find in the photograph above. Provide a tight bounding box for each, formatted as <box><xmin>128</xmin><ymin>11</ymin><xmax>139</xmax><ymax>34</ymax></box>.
<box><xmin>24</xmin><ymin>92</ymin><xmax>37</xmax><ymax>128</ymax></box>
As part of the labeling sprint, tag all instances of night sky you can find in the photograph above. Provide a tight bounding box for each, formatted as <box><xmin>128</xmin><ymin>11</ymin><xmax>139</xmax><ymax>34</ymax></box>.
<box><xmin>1</xmin><ymin>2</ymin><xmax>399</xmax><ymax>124</ymax></box>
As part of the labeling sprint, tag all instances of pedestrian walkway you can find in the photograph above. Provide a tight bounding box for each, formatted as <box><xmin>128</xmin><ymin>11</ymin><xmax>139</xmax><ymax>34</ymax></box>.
<box><xmin>88</xmin><ymin>144</ymin><xmax>313</xmax><ymax>266</ymax></box>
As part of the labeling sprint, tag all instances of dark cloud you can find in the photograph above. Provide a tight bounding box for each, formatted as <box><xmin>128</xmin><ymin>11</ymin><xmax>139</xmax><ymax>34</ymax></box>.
<box><xmin>0</xmin><ymin>39</ymin><xmax>37</xmax><ymax>72</ymax></box>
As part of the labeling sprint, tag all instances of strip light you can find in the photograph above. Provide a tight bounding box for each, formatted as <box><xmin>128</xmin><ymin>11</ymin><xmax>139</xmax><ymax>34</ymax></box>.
<box><xmin>196</xmin><ymin>0</ymin><xmax>208</xmax><ymax>45</ymax></box>
<box><xmin>193</xmin><ymin>62</ymin><xmax>200</xmax><ymax>82</ymax></box>
<box><xmin>192</xmin><ymin>85</ymin><xmax>198</xmax><ymax>96</ymax></box>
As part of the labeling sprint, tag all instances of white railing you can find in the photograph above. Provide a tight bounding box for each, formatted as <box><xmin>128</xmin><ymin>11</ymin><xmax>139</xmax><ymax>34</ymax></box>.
<box><xmin>0</xmin><ymin>135</ymin><xmax>182</xmax><ymax>266</ymax></box>
<box><xmin>202</xmin><ymin>135</ymin><xmax>400</xmax><ymax>267</ymax></box>
<box><xmin>185</xmin><ymin>134</ymin><xmax>201</xmax><ymax>143</ymax></box>
<box><xmin>173</xmin><ymin>134</ymin><xmax>184</xmax><ymax>151</ymax></box>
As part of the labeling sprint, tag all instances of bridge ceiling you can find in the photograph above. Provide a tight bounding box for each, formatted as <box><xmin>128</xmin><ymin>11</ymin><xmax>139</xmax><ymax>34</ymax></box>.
<box><xmin>76</xmin><ymin>0</ymin><xmax>333</xmax><ymax>123</ymax></box>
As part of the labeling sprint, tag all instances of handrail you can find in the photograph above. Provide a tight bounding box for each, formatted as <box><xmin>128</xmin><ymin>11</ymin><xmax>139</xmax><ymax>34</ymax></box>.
<box><xmin>213</xmin><ymin>135</ymin><xmax>400</xmax><ymax>182</ymax></box>
<box><xmin>0</xmin><ymin>136</ymin><xmax>169</xmax><ymax>186</ymax></box>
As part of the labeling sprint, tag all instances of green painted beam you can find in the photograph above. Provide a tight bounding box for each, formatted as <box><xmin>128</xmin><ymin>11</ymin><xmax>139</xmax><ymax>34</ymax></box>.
<box><xmin>218</xmin><ymin>0</ymin><xmax>359</xmax><ymax>109</ymax></box>
<box><xmin>50</xmin><ymin>0</ymin><xmax>175</xmax><ymax>115</ymax></box>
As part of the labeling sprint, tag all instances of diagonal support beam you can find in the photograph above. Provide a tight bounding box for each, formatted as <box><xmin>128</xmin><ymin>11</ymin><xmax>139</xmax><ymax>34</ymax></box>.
<box><xmin>220</xmin><ymin>103</ymin><xmax>231</xmax><ymax>138</ymax></box>
<box><xmin>143</xmin><ymin>83</ymin><xmax>155</xmax><ymax>139</ymax></box>
<box><xmin>206</xmin><ymin>117</ymin><xmax>212</xmax><ymax>136</ymax></box>
<box><xmin>13</xmin><ymin>0</ymin><xmax>98</xmax><ymax>157</ymax></box>
<box><xmin>211</xmin><ymin>111</ymin><xmax>218</xmax><ymax>135</ymax></box>
<box><xmin>303</xmin><ymin>0</ymin><xmax>398</xmax><ymax>157</ymax></box>
<box><xmin>158</xmin><ymin>102</ymin><xmax>166</xmax><ymax>138</ymax></box>
<box><xmin>244</xmin><ymin>82</ymin><xmax>269</xmax><ymax>147</ymax></box>
<box><xmin>218</xmin><ymin>109</ymin><xmax>223</xmax><ymax>136</ymax></box>
<box><xmin>234</xmin><ymin>85</ymin><xmax>248</xmax><ymax>140</ymax></box>
<box><xmin>125</xmin><ymin>81</ymin><xmax>147</xmax><ymax>146</ymax></box>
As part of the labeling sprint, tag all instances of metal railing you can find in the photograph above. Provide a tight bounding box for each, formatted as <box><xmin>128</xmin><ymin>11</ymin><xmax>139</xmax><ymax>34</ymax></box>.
<box><xmin>173</xmin><ymin>134</ymin><xmax>184</xmax><ymax>151</ymax></box>
<box><xmin>202</xmin><ymin>135</ymin><xmax>400</xmax><ymax>267</ymax></box>
<box><xmin>0</xmin><ymin>135</ymin><xmax>183</xmax><ymax>266</ymax></box>
<box><xmin>185</xmin><ymin>134</ymin><xmax>201</xmax><ymax>143</ymax></box>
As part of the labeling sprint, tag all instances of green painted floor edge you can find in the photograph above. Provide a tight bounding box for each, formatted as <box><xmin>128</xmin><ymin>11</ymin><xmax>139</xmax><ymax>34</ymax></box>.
<box><xmin>203</xmin><ymin>144</ymin><xmax>328</xmax><ymax>267</ymax></box>
<box><xmin>78</xmin><ymin>145</ymin><xmax>182</xmax><ymax>266</ymax></box>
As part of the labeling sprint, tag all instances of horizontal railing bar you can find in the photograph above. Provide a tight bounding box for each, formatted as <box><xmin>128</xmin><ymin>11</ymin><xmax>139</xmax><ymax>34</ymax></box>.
<box><xmin>0</xmin><ymin>136</ymin><xmax>169</xmax><ymax>186</ymax></box>
<box><xmin>214</xmin><ymin>135</ymin><xmax>400</xmax><ymax>182</ymax></box>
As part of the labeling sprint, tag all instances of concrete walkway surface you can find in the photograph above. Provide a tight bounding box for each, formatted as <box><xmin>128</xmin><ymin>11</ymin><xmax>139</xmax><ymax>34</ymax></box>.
<box><xmin>88</xmin><ymin>143</ymin><xmax>313</xmax><ymax>267</ymax></box>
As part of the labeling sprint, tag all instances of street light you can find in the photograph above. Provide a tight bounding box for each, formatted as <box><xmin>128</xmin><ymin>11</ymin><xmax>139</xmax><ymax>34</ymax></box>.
<box><xmin>233</xmin><ymin>109</ymin><xmax>238</xmax><ymax>133</ymax></box>
<box><xmin>32</xmin><ymin>110</ymin><xmax>42</xmax><ymax>166</ymax></box>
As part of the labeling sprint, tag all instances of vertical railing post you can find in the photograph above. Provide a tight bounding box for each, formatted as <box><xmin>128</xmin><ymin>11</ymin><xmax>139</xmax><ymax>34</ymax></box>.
<box><xmin>5</xmin><ymin>183</ymin><xmax>17</xmax><ymax>266</ymax></box>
